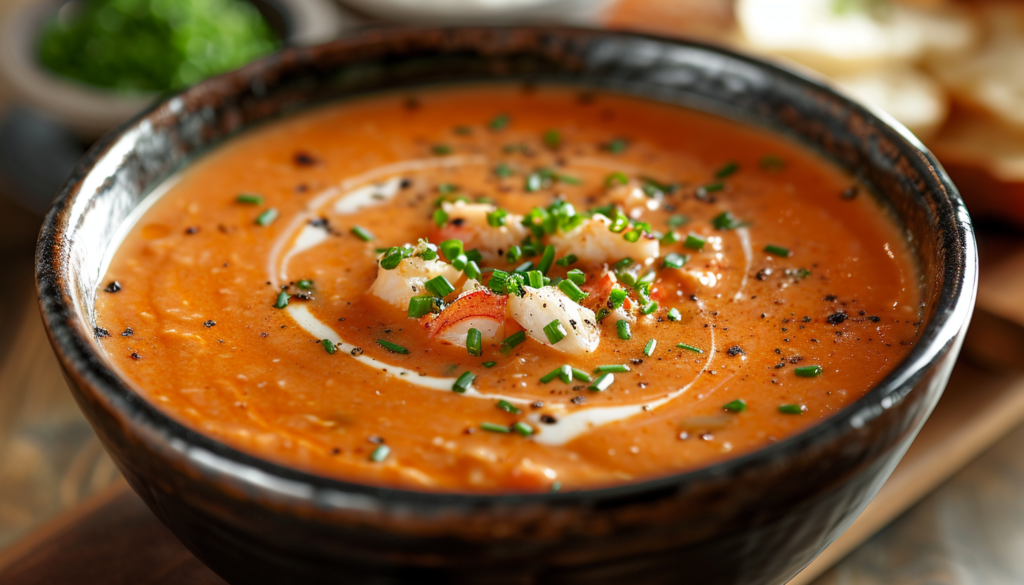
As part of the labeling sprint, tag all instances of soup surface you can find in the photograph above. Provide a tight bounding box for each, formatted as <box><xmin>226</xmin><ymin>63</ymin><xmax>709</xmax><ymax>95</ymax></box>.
<box><xmin>96</xmin><ymin>85</ymin><xmax>922</xmax><ymax>493</ymax></box>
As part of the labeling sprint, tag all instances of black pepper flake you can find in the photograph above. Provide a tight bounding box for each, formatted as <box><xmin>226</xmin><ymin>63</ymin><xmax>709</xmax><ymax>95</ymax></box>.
<box><xmin>331</xmin><ymin>448</ymin><xmax>341</xmax><ymax>455</ymax></box>
<box><xmin>464</xmin><ymin>427</ymin><xmax>476</xmax><ymax>435</ymax></box>
<box><xmin>867</xmin><ymin>316</ymin><xmax>881</xmax><ymax>323</ymax></box>
<box><xmin>260</xmin><ymin>332</ymin><xmax>269</xmax><ymax>338</ymax></box>
<box><xmin>204</xmin><ymin>320</ymin><xmax>216</xmax><ymax>327</ymax></box>
<box><xmin>368</xmin><ymin>435</ymin><xmax>385</xmax><ymax>444</ymax></box>
<box><xmin>400</xmin><ymin>178</ymin><xmax>412</xmax><ymax>189</ymax></box>
<box><xmin>726</xmin><ymin>346</ymin><xmax>744</xmax><ymax>356</ymax></box>
<box><xmin>104</xmin><ymin>281</ymin><xmax>121</xmax><ymax>293</ymax></box>
<box><xmin>630</xmin><ymin>358</ymin><xmax>644</xmax><ymax>365</ymax></box>
<box><xmin>293</xmin><ymin>151</ymin><xmax>319</xmax><ymax>166</ymax></box>
<box><xmin>775</xmin><ymin>362</ymin><xmax>785</xmax><ymax>369</ymax></box>
<box><xmin>540</xmin><ymin>415</ymin><xmax>558</xmax><ymax>424</ymax></box>
<box><xmin>571</xmin><ymin>396</ymin><xmax>586</xmax><ymax>405</ymax></box>
<box><xmin>756</xmin><ymin>268</ymin><xmax>772</xmax><ymax>281</ymax></box>
<box><xmin>841</xmin><ymin>186</ymin><xmax>858</xmax><ymax>200</ymax></box>
<box><xmin>350</xmin><ymin>347</ymin><xmax>364</xmax><ymax>356</ymax></box>
<box><xmin>185</xmin><ymin>226</ymin><xmax>199</xmax><ymax>234</ymax></box>
<box><xmin>130</xmin><ymin>352</ymin><xmax>141</xmax><ymax>359</ymax></box>
<box><xmin>94</xmin><ymin>327</ymin><xmax>110</xmax><ymax>338</ymax></box>
<box><xmin>824</xmin><ymin>295</ymin><xmax>837</xmax><ymax>302</ymax></box>
<box><xmin>309</xmin><ymin>217</ymin><xmax>329</xmax><ymax>228</ymax></box>
<box><xmin>531</xmin><ymin>401</ymin><xmax>544</xmax><ymax>408</ymax></box>
<box><xmin>121</xmin><ymin>327</ymin><xmax>133</xmax><ymax>337</ymax></box>
<box><xmin>827</xmin><ymin>311</ymin><xmax>848</xmax><ymax>325</ymax></box>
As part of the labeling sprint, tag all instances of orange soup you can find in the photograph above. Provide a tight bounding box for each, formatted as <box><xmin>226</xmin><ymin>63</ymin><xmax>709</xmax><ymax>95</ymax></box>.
<box><xmin>95</xmin><ymin>85</ymin><xmax>922</xmax><ymax>493</ymax></box>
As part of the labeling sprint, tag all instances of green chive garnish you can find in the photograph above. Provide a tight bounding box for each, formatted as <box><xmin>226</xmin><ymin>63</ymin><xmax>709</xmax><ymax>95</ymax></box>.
<box><xmin>778</xmin><ymin>404</ymin><xmax>806</xmax><ymax>415</ymax></box>
<box><xmin>489</xmin><ymin>113</ymin><xmax>509</xmax><ymax>131</ymax></box>
<box><xmin>236</xmin><ymin>193</ymin><xmax>263</xmax><ymax>205</ymax></box>
<box><xmin>571</xmin><ymin>367</ymin><xmax>592</xmax><ymax>382</ymax></box>
<box><xmin>370</xmin><ymin>444</ymin><xmax>390</xmax><ymax>462</ymax></box>
<box><xmin>661</xmin><ymin>231</ymin><xmax>681</xmax><ymax>245</ymax></box>
<box><xmin>543</xmin><ymin>129</ymin><xmax>561</xmax><ymax>148</ymax></box>
<box><xmin>481</xmin><ymin>422</ymin><xmax>510</xmax><ymax>433</ymax></box>
<box><xmin>594</xmin><ymin>364</ymin><xmax>630</xmax><ymax>373</ymax></box>
<box><xmin>256</xmin><ymin>208</ymin><xmax>278</xmax><ymax>226</ymax></box>
<box><xmin>616</xmin><ymin>320</ymin><xmax>631</xmax><ymax>340</ymax></box>
<box><xmin>676</xmin><ymin>343</ymin><xmax>703</xmax><ymax>353</ymax></box>
<box><xmin>500</xmin><ymin>330</ymin><xmax>526</xmax><ymax>355</ymax></box>
<box><xmin>464</xmin><ymin>260</ymin><xmax>482</xmax><ymax>281</ymax></box>
<box><xmin>795</xmin><ymin>365</ymin><xmax>823</xmax><ymax>377</ymax></box>
<box><xmin>482</xmin><ymin>361</ymin><xmax>497</xmax><ymax>368</ymax></box>
<box><xmin>465</xmin><ymin>328</ymin><xmax>483</xmax><ymax>357</ymax></box>
<box><xmin>408</xmin><ymin>296</ymin><xmax>434</xmax><ymax>318</ymax></box>
<box><xmin>537</xmin><ymin>245</ymin><xmax>556</xmax><ymax>274</ymax></box>
<box><xmin>557</xmin><ymin>279</ymin><xmax>588</xmax><ymax>303</ymax></box>
<box><xmin>351</xmin><ymin>226</ymin><xmax>375</xmax><ymax>242</ymax></box>
<box><xmin>609</xmin><ymin>288</ymin><xmax>627</xmax><ymax>309</ymax></box>
<box><xmin>667</xmin><ymin>308</ymin><xmax>681</xmax><ymax>321</ymax></box>
<box><xmin>712</xmin><ymin>211</ymin><xmax>747</xmax><ymax>230</ymax></box>
<box><xmin>376</xmin><ymin>339</ymin><xmax>409</xmax><ymax>354</ymax></box>
<box><xmin>723</xmin><ymin>399</ymin><xmax>747</xmax><ymax>413</ymax></box>
<box><xmin>437</xmin><ymin>183</ymin><xmax>458</xmax><ymax>195</ymax></box>
<box><xmin>274</xmin><ymin>290</ymin><xmax>289</xmax><ymax>309</ymax></box>
<box><xmin>440</xmin><ymin>239</ymin><xmax>463</xmax><ymax>261</ymax></box>
<box><xmin>322</xmin><ymin>339</ymin><xmax>337</xmax><ymax>354</ymax></box>
<box><xmin>297</xmin><ymin>279</ymin><xmax>313</xmax><ymax>289</ymax></box>
<box><xmin>543</xmin><ymin>320</ymin><xmax>567</xmax><ymax>344</ymax></box>
<box><xmin>605</xmin><ymin>171</ymin><xmax>629</xmax><ymax>187</ymax></box>
<box><xmin>452</xmin><ymin>371</ymin><xmax>475</xmax><ymax>393</ymax></box>
<box><xmin>566</xmin><ymin>269</ymin><xmax>585</xmax><ymax>285</ymax></box>
<box><xmin>715</xmin><ymin>161</ymin><xmax>739</xmax><ymax>178</ymax></box>
<box><xmin>556</xmin><ymin>254</ymin><xmax>578</xmax><ymax>267</ymax></box>
<box><xmin>527</xmin><ymin>270</ymin><xmax>544</xmax><ymax>288</ymax></box>
<box><xmin>643</xmin><ymin>339</ymin><xmax>656</xmax><ymax>357</ymax></box>
<box><xmin>432</xmin><ymin>144</ymin><xmax>453</xmax><ymax>155</ymax></box>
<box><xmin>496</xmin><ymin>399</ymin><xmax>522</xmax><ymax>414</ymax></box>
<box><xmin>540</xmin><ymin>366</ymin><xmax>563</xmax><ymax>383</ymax></box>
<box><xmin>663</xmin><ymin>252</ymin><xmax>688</xmax><ymax>269</ymax></box>
<box><xmin>433</xmin><ymin>208</ymin><xmax>448</xmax><ymax>228</ymax></box>
<box><xmin>513</xmin><ymin>421</ymin><xmax>534</xmax><ymax>436</ymax></box>
<box><xmin>525</xmin><ymin>172</ymin><xmax>543</xmax><ymax>192</ymax></box>
<box><xmin>668</xmin><ymin>215</ymin><xmax>688</xmax><ymax>228</ymax></box>
<box><xmin>765</xmin><ymin>244</ymin><xmax>792</xmax><ymax>257</ymax></box>
<box><xmin>488</xmin><ymin>270</ymin><xmax>509</xmax><ymax>294</ymax></box>
<box><xmin>640</xmin><ymin>301</ymin><xmax>658</xmax><ymax>315</ymax></box>
<box><xmin>487</xmin><ymin>208</ymin><xmax>508</xmax><ymax>227</ymax></box>
<box><xmin>494</xmin><ymin>163</ymin><xmax>513</xmax><ymax>178</ymax></box>
<box><xmin>424</xmin><ymin>275</ymin><xmax>455</xmax><ymax>298</ymax></box>
<box><xmin>684</xmin><ymin>233</ymin><xmax>706</xmax><ymax>251</ymax></box>
<box><xmin>607</xmin><ymin>138</ymin><xmax>628</xmax><ymax>154</ymax></box>
<box><xmin>589</xmin><ymin>373</ymin><xmax>614</xmax><ymax>392</ymax></box>
<box><xmin>506</xmin><ymin>245</ymin><xmax>522</xmax><ymax>264</ymax></box>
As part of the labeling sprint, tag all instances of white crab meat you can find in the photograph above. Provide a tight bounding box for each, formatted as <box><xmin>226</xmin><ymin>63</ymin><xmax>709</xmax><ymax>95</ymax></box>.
<box><xmin>607</xmin><ymin>183</ymin><xmax>660</xmax><ymax>214</ymax></box>
<box><xmin>435</xmin><ymin>202</ymin><xmax>530</xmax><ymax>261</ymax></box>
<box><xmin>549</xmin><ymin>214</ymin><xmax>659</xmax><ymax>266</ymax></box>
<box><xmin>369</xmin><ymin>254</ymin><xmax>462</xmax><ymax>310</ymax></box>
<box><xmin>508</xmin><ymin>286</ymin><xmax>600</xmax><ymax>355</ymax></box>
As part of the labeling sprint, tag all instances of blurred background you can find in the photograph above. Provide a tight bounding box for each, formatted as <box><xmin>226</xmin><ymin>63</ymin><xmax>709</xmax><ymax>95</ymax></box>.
<box><xmin>1</xmin><ymin>0</ymin><xmax>1024</xmax><ymax>583</ymax></box>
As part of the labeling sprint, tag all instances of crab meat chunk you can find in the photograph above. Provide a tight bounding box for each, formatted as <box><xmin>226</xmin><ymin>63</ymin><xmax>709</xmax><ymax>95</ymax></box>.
<box><xmin>549</xmin><ymin>214</ymin><xmax>659</xmax><ymax>266</ymax></box>
<box><xmin>508</xmin><ymin>286</ymin><xmax>600</xmax><ymax>355</ymax></box>
<box><xmin>433</xmin><ymin>201</ymin><xmax>530</xmax><ymax>262</ymax></box>
<box><xmin>424</xmin><ymin>289</ymin><xmax>506</xmax><ymax>346</ymax></box>
<box><xmin>369</xmin><ymin>254</ymin><xmax>462</xmax><ymax>310</ymax></box>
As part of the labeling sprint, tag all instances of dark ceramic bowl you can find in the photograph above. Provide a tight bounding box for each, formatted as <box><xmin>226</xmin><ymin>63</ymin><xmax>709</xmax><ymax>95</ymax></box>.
<box><xmin>36</xmin><ymin>27</ymin><xmax>977</xmax><ymax>585</ymax></box>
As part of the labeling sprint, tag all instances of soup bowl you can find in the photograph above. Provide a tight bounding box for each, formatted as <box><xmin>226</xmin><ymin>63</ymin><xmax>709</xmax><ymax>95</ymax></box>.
<box><xmin>36</xmin><ymin>27</ymin><xmax>977</xmax><ymax>585</ymax></box>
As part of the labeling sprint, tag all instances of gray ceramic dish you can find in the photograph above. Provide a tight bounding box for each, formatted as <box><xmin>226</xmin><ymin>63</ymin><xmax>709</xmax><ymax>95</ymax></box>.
<box><xmin>35</xmin><ymin>27</ymin><xmax>977</xmax><ymax>585</ymax></box>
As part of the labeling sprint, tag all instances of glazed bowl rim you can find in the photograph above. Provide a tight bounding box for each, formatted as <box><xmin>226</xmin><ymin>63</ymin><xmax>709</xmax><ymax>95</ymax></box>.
<box><xmin>36</xmin><ymin>25</ymin><xmax>978</xmax><ymax>507</ymax></box>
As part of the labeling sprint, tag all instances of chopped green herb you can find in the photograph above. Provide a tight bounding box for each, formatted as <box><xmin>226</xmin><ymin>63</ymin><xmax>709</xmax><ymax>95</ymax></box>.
<box><xmin>497</xmin><ymin>399</ymin><xmax>521</xmax><ymax>414</ymax></box>
<box><xmin>481</xmin><ymin>422</ymin><xmax>510</xmax><ymax>433</ymax></box>
<box><xmin>488</xmin><ymin>270</ymin><xmax>509</xmax><ymax>294</ymax></box>
<box><xmin>556</xmin><ymin>364</ymin><xmax>573</xmax><ymax>384</ymax></box>
<box><xmin>526</xmin><ymin>270</ymin><xmax>544</xmax><ymax>288</ymax></box>
<box><xmin>556</xmin><ymin>254</ymin><xmax>578</xmax><ymax>268</ymax></box>
<box><xmin>537</xmin><ymin>245</ymin><xmax>556</xmax><ymax>274</ymax></box>
<box><xmin>424</xmin><ymin>275</ymin><xmax>455</xmax><ymax>298</ymax></box>
<box><xmin>795</xmin><ymin>365</ymin><xmax>823</xmax><ymax>377</ymax></box>
<box><xmin>350</xmin><ymin>226</ymin><xmax>375</xmax><ymax>242</ymax></box>
<box><xmin>370</xmin><ymin>444</ymin><xmax>390</xmax><ymax>462</ymax></box>
<box><xmin>566</xmin><ymin>269</ymin><xmax>586</xmax><ymax>286</ymax></box>
<box><xmin>504</xmin><ymin>272</ymin><xmax>527</xmax><ymax>296</ymax></box>
<box><xmin>376</xmin><ymin>339</ymin><xmax>409</xmax><ymax>354</ymax></box>
<box><xmin>274</xmin><ymin>290</ymin><xmax>289</xmax><ymax>309</ymax></box>
<box><xmin>641</xmin><ymin>301</ymin><xmax>659</xmax><ymax>315</ymax></box>
<box><xmin>616</xmin><ymin>320</ymin><xmax>631</xmax><ymax>340</ymax></box>
<box><xmin>613</xmin><ymin>258</ymin><xmax>634</xmax><ymax>271</ymax></box>
<box><xmin>451</xmin><ymin>254</ymin><xmax>468</xmax><ymax>271</ymax></box>
<box><xmin>433</xmin><ymin>208</ymin><xmax>448</xmax><ymax>228</ymax></box>
<box><xmin>570</xmin><ymin>367</ymin><xmax>592</xmax><ymax>382</ymax></box>
<box><xmin>296</xmin><ymin>279</ymin><xmax>313</xmax><ymax>289</ymax></box>
<box><xmin>589</xmin><ymin>373</ymin><xmax>615</xmax><ymax>392</ymax></box>
<box><xmin>408</xmin><ymin>296</ymin><xmax>434</xmax><ymax>318</ymax></box>
<box><xmin>525</xmin><ymin>172</ymin><xmax>543</xmax><ymax>192</ymax></box>
<box><xmin>607</xmin><ymin>138</ymin><xmax>628</xmax><ymax>153</ymax></box>
<box><xmin>236</xmin><ymin>193</ymin><xmax>263</xmax><ymax>205</ymax></box>
<box><xmin>255</xmin><ymin>208</ymin><xmax>278</xmax><ymax>226</ymax></box>
<box><xmin>494</xmin><ymin>163</ymin><xmax>513</xmax><ymax>178</ymax></box>
<box><xmin>668</xmin><ymin>215</ymin><xmax>689</xmax><ymax>228</ymax></box>
<box><xmin>699</xmin><ymin>182</ymin><xmax>725</xmax><ymax>194</ymax></box>
<box><xmin>440</xmin><ymin>239</ymin><xmax>463</xmax><ymax>261</ymax></box>
<box><xmin>465</xmin><ymin>249</ymin><xmax>483</xmax><ymax>262</ymax></box>
<box><xmin>556</xmin><ymin>174</ymin><xmax>582</xmax><ymax>185</ymax></box>
<box><xmin>663</xmin><ymin>252</ymin><xmax>688</xmax><ymax>269</ymax></box>
<box><xmin>760</xmin><ymin>154</ymin><xmax>786</xmax><ymax>172</ymax></box>
<box><xmin>684</xmin><ymin>233</ymin><xmax>707</xmax><ymax>250</ymax></box>
<box><xmin>380</xmin><ymin>247</ymin><xmax>410</xmax><ymax>270</ymax></box>
<box><xmin>543</xmin><ymin>129</ymin><xmax>561</xmax><ymax>148</ymax></box>
<box><xmin>500</xmin><ymin>330</ymin><xmax>527</xmax><ymax>355</ymax></box>
<box><xmin>464</xmin><ymin>260</ymin><xmax>482</xmax><ymax>281</ymax></box>
<box><xmin>322</xmin><ymin>339</ymin><xmax>337</xmax><ymax>354</ymax></box>
<box><xmin>486</xmin><ymin>208</ymin><xmax>508</xmax><ymax>227</ymax></box>
<box><xmin>540</xmin><ymin>366</ymin><xmax>563</xmax><ymax>384</ymax></box>
<box><xmin>543</xmin><ymin>320</ymin><xmax>568</xmax><ymax>344</ymax></box>
<box><xmin>482</xmin><ymin>361</ymin><xmax>497</xmax><ymax>368</ymax></box>
<box><xmin>513</xmin><ymin>421</ymin><xmax>534</xmax><ymax>436</ymax></box>
<box><xmin>715</xmin><ymin>161</ymin><xmax>739</xmax><ymax>179</ymax></box>
<box><xmin>558</xmin><ymin>279</ymin><xmax>589</xmax><ymax>303</ymax></box>
<box><xmin>712</xmin><ymin>211</ymin><xmax>748</xmax><ymax>230</ymax></box>
<box><xmin>605</xmin><ymin>171</ymin><xmax>629</xmax><ymax>187</ymax></box>
<box><xmin>778</xmin><ymin>404</ymin><xmax>806</xmax><ymax>415</ymax></box>
<box><xmin>765</xmin><ymin>244</ymin><xmax>792</xmax><ymax>258</ymax></box>
<box><xmin>676</xmin><ymin>343</ymin><xmax>703</xmax><ymax>353</ymax></box>
<box><xmin>623</xmin><ymin>228</ymin><xmax>643</xmax><ymax>243</ymax></box>
<box><xmin>643</xmin><ymin>339</ymin><xmax>657</xmax><ymax>357</ymax></box>
<box><xmin>489</xmin><ymin>113</ymin><xmax>510</xmax><ymax>131</ymax></box>
<box><xmin>609</xmin><ymin>288</ymin><xmax>628</xmax><ymax>309</ymax></box>
<box><xmin>667</xmin><ymin>308</ymin><xmax>682</xmax><ymax>322</ymax></box>
<box><xmin>723</xmin><ymin>399</ymin><xmax>747</xmax><ymax>413</ymax></box>
<box><xmin>437</xmin><ymin>183</ymin><xmax>458</xmax><ymax>195</ymax></box>
<box><xmin>661</xmin><ymin>231</ymin><xmax>681</xmax><ymax>245</ymax></box>
<box><xmin>467</xmin><ymin>328</ymin><xmax>482</xmax><ymax>357</ymax></box>
<box><xmin>594</xmin><ymin>364</ymin><xmax>630</xmax><ymax>373</ymax></box>
<box><xmin>432</xmin><ymin>144</ymin><xmax>453</xmax><ymax>155</ymax></box>
<box><xmin>452</xmin><ymin>371</ymin><xmax>475</xmax><ymax>393</ymax></box>
<box><xmin>608</xmin><ymin>213</ymin><xmax>629</xmax><ymax>233</ymax></box>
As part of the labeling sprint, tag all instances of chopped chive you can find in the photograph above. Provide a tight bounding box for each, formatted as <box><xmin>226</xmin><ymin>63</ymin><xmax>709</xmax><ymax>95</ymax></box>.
<box><xmin>440</xmin><ymin>239</ymin><xmax>463</xmax><ymax>261</ymax></box>
<box><xmin>437</xmin><ymin>183</ymin><xmax>458</xmax><ymax>195</ymax></box>
<box><xmin>513</xmin><ymin>421</ymin><xmax>534</xmax><ymax>436</ymax></box>
<box><xmin>351</xmin><ymin>226</ymin><xmax>375</xmax><ymax>242</ymax></box>
<box><xmin>609</xmin><ymin>288</ymin><xmax>627</xmax><ymax>309</ymax></box>
<box><xmin>760</xmin><ymin>154</ymin><xmax>786</xmax><ymax>172</ymax></box>
<box><xmin>236</xmin><ymin>193</ymin><xmax>263</xmax><ymax>205</ymax></box>
<box><xmin>451</xmin><ymin>254</ymin><xmax>468</xmax><ymax>270</ymax></box>
<box><xmin>497</xmin><ymin>399</ymin><xmax>521</xmax><ymax>415</ymax></box>
<box><xmin>795</xmin><ymin>365</ymin><xmax>823</xmax><ymax>377</ymax></box>
<box><xmin>256</xmin><ymin>208</ymin><xmax>278</xmax><ymax>226</ymax></box>
<box><xmin>641</xmin><ymin>301</ymin><xmax>659</xmax><ymax>315</ymax></box>
<box><xmin>504</xmin><ymin>272</ymin><xmax>526</xmax><ymax>296</ymax></box>
<box><xmin>663</xmin><ymin>252</ymin><xmax>688</xmax><ymax>269</ymax></box>
<box><xmin>712</xmin><ymin>211</ymin><xmax>748</xmax><ymax>230</ymax></box>
<box><xmin>556</xmin><ymin>254</ymin><xmax>578</xmax><ymax>267</ymax></box>
<box><xmin>489</xmin><ymin>113</ymin><xmax>510</xmax><ymax>131</ymax></box>
<box><xmin>494</xmin><ymin>163</ymin><xmax>513</xmax><ymax>178</ymax></box>
<box><xmin>765</xmin><ymin>244</ymin><xmax>792</xmax><ymax>258</ymax></box>
<box><xmin>453</xmin><ymin>371</ymin><xmax>475</xmax><ymax>393</ymax></box>
<box><xmin>296</xmin><ymin>279</ymin><xmax>313</xmax><ymax>289</ymax></box>
<box><xmin>527</xmin><ymin>270</ymin><xmax>544</xmax><ymax>288</ymax></box>
<box><xmin>557</xmin><ymin>364</ymin><xmax>573</xmax><ymax>384</ymax></box>
<box><xmin>668</xmin><ymin>215</ymin><xmax>688</xmax><ymax>228</ymax></box>
<box><xmin>567</xmin><ymin>368</ymin><xmax>590</xmax><ymax>383</ymax></box>
<box><xmin>482</xmin><ymin>361</ymin><xmax>497</xmax><ymax>368</ymax></box>
<box><xmin>699</xmin><ymin>182</ymin><xmax>725</xmax><ymax>194</ymax></box>
<box><xmin>543</xmin><ymin>320</ymin><xmax>567</xmax><ymax>344</ymax></box>
<box><xmin>558</xmin><ymin>280</ymin><xmax>588</xmax><ymax>303</ymax></box>
<box><xmin>425</xmin><ymin>275</ymin><xmax>455</xmax><ymax>298</ymax></box>
<box><xmin>370</xmin><ymin>444</ymin><xmax>390</xmax><ymax>462</ymax></box>
<box><xmin>594</xmin><ymin>364</ymin><xmax>630</xmax><ymax>373</ymax></box>
<box><xmin>408</xmin><ymin>296</ymin><xmax>434</xmax><ymax>318</ymax></box>
<box><xmin>723</xmin><ymin>399</ymin><xmax>747</xmax><ymax>413</ymax></box>
<box><xmin>537</xmin><ymin>245</ymin><xmax>556</xmax><ymax>274</ymax></box>
<box><xmin>607</xmin><ymin>138</ymin><xmax>628</xmax><ymax>153</ymax></box>
<box><xmin>616</xmin><ymin>320</ymin><xmax>631</xmax><ymax>340</ymax></box>
<box><xmin>540</xmin><ymin>366</ymin><xmax>563</xmax><ymax>383</ymax></box>
<box><xmin>589</xmin><ymin>373</ymin><xmax>615</xmax><ymax>392</ymax></box>
<box><xmin>676</xmin><ymin>343</ymin><xmax>703</xmax><ymax>353</ymax></box>
<box><xmin>661</xmin><ymin>231</ymin><xmax>681</xmax><ymax>245</ymax></box>
<box><xmin>467</xmin><ymin>328</ymin><xmax>482</xmax><ymax>356</ymax></box>
<box><xmin>525</xmin><ymin>172</ymin><xmax>543</xmax><ymax>192</ymax></box>
<box><xmin>464</xmin><ymin>260</ymin><xmax>482</xmax><ymax>281</ymax></box>
<box><xmin>322</xmin><ymin>339</ymin><xmax>337</xmax><ymax>354</ymax></box>
<box><xmin>465</xmin><ymin>249</ymin><xmax>483</xmax><ymax>262</ymax></box>
<box><xmin>433</xmin><ymin>208</ymin><xmax>448</xmax><ymax>228</ymax></box>
<box><xmin>556</xmin><ymin>174</ymin><xmax>582</xmax><ymax>185</ymax></box>
<box><xmin>566</xmin><ymin>269</ymin><xmax>586</xmax><ymax>285</ymax></box>
<box><xmin>376</xmin><ymin>339</ymin><xmax>409</xmax><ymax>354</ymax></box>
<box><xmin>778</xmin><ymin>404</ymin><xmax>806</xmax><ymax>415</ymax></box>
<box><xmin>487</xmin><ymin>208</ymin><xmax>508</xmax><ymax>227</ymax></box>
<box><xmin>605</xmin><ymin>171</ymin><xmax>629</xmax><ymax>187</ymax></box>
<box><xmin>506</xmin><ymin>245</ymin><xmax>522</xmax><ymax>264</ymax></box>
<box><xmin>274</xmin><ymin>290</ymin><xmax>289</xmax><ymax>309</ymax></box>
<box><xmin>623</xmin><ymin>228</ymin><xmax>643</xmax><ymax>243</ymax></box>
<box><xmin>500</xmin><ymin>330</ymin><xmax>526</xmax><ymax>355</ymax></box>
<box><xmin>608</xmin><ymin>214</ymin><xmax>629</xmax><ymax>233</ymax></box>
<box><xmin>613</xmin><ymin>258</ymin><xmax>633</xmax><ymax>271</ymax></box>
<box><xmin>481</xmin><ymin>422</ymin><xmax>510</xmax><ymax>433</ymax></box>
<box><xmin>684</xmin><ymin>233</ymin><xmax>706</xmax><ymax>251</ymax></box>
<box><xmin>543</xmin><ymin>129</ymin><xmax>561</xmax><ymax>148</ymax></box>
<box><xmin>432</xmin><ymin>144</ymin><xmax>453</xmax><ymax>155</ymax></box>
<box><xmin>667</xmin><ymin>308</ymin><xmax>682</xmax><ymax>322</ymax></box>
<box><xmin>643</xmin><ymin>339</ymin><xmax>657</xmax><ymax>357</ymax></box>
<box><xmin>488</xmin><ymin>270</ymin><xmax>509</xmax><ymax>294</ymax></box>
<box><xmin>715</xmin><ymin>161</ymin><xmax>739</xmax><ymax>178</ymax></box>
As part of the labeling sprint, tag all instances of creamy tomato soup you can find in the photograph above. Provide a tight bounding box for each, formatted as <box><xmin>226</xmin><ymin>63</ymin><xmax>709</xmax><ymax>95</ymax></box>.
<box><xmin>95</xmin><ymin>85</ymin><xmax>922</xmax><ymax>492</ymax></box>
